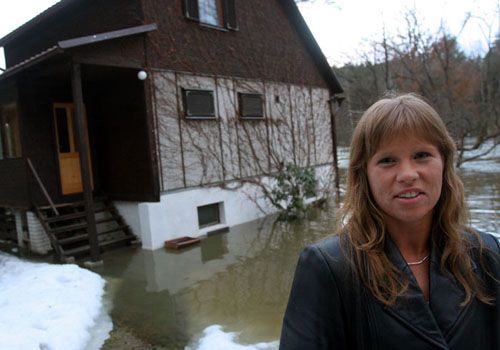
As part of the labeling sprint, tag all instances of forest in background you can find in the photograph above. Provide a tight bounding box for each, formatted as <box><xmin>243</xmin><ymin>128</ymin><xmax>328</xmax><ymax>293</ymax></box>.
<box><xmin>333</xmin><ymin>10</ymin><xmax>500</xmax><ymax>166</ymax></box>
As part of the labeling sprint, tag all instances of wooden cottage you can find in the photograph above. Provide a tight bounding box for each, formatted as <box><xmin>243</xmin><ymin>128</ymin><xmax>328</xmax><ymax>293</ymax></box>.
<box><xmin>0</xmin><ymin>0</ymin><xmax>343</xmax><ymax>261</ymax></box>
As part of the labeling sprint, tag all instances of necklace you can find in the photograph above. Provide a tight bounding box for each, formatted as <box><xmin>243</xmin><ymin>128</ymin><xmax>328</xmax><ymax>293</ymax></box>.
<box><xmin>406</xmin><ymin>254</ymin><xmax>430</xmax><ymax>266</ymax></box>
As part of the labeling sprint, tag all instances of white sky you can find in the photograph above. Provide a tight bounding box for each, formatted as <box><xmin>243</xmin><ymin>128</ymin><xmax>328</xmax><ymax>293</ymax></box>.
<box><xmin>0</xmin><ymin>0</ymin><xmax>498</xmax><ymax>69</ymax></box>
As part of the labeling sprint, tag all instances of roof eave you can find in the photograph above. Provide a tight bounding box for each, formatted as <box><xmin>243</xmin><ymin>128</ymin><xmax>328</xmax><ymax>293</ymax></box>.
<box><xmin>0</xmin><ymin>0</ymin><xmax>79</xmax><ymax>47</ymax></box>
<box><xmin>279</xmin><ymin>0</ymin><xmax>343</xmax><ymax>94</ymax></box>
<box><xmin>0</xmin><ymin>23</ymin><xmax>158</xmax><ymax>82</ymax></box>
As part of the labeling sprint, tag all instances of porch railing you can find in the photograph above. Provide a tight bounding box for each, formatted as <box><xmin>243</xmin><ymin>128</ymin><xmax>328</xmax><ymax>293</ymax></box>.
<box><xmin>26</xmin><ymin>158</ymin><xmax>59</xmax><ymax>216</ymax></box>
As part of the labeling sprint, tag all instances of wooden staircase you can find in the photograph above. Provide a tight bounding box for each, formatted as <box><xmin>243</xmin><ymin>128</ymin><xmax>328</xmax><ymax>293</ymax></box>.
<box><xmin>34</xmin><ymin>198</ymin><xmax>138</xmax><ymax>262</ymax></box>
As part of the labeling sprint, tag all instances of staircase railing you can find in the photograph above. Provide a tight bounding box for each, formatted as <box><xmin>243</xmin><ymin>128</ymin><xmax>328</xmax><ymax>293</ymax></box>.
<box><xmin>26</xmin><ymin>158</ymin><xmax>59</xmax><ymax>216</ymax></box>
<box><xmin>26</xmin><ymin>158</ymin><xmax>67</xmax><ymax>261</ymax></box>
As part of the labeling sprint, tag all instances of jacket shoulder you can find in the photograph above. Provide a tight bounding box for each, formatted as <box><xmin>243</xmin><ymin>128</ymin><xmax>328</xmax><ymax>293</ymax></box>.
<box><xmin>464</xmin><ymin>229</ymin><xmax>500</xmax><ymax>253</ymax></box>
<box><xmin>308</xmin><ymin>235</ymin><xmax>353</xmax><ymax>280</ymax></box>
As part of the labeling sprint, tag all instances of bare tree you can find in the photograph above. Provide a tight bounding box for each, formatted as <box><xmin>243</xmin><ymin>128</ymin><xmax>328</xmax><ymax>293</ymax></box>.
<box><xmin>335</xmin><ymin>8</ymin><xmax>500</xmax><ymax>166</ymax></box>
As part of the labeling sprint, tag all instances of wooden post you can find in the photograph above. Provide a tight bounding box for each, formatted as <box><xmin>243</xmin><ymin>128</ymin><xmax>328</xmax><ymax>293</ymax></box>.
<box><xmin>329</xmin><ymin>97</ymin><xmax>341</xmax><ymax>203</ymax></box>
<box><xmin>71</xmin><ymin>62</ymin><xmax>100</xmax><ymax>262</ymax></box>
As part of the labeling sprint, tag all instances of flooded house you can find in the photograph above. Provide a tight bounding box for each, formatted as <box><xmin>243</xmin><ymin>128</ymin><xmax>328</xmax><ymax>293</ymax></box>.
<box><xmin>0</xmin><ymin>0</ymin><xmax>343</xmax><ymax>261</ymax></box>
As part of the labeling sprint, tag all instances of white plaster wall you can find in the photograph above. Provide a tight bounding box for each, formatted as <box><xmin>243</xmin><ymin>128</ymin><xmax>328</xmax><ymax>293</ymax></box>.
<box><xmin>233</xmin><ymin>79</ymin><xmax>269</xmax><ymax>177</ymax></box>
<box><xmin>217</xmin><ymin>77</ymin><xmax>240</xmax><ymax>180</ymax></box>
<box><xmin>118</xmin><ymin>163</ymin><xmax>334</xmax><ymax>250</ymax></box>
<box><xmin>177</xmin><ymin>74</ymin><xmax>224</xmax><ymax>186</ymax></box>
<box><xmin>312</xmin><ymin>88</ymin><xmax>333</xmax><ymax>164</ymax></box>
<box><xmin>113</xmin><ymin>202</ymin><xmax>142</xmax><ymax>239</ymax></box>
<box><xmin>137</xmin><ymin>182</ymin><xmax>273</xmax><ymax>250</ymax></box>
<box><xmin>154</xmin><ymin>71</ymin><xmax>184</xmax><ymax>190</ymax></box>
<box><xmin>290</xmin><ymin>85</ymin><xmax>314</xmax><ymax>167</ymax></box>
<box><xmin>267</xmin><ymin>83</ymin><xmax>294</xmax><ymax>171</ymax></box>
<box><xmin>154</xmin><ymin>70</ymin><xmax>332</xmax><ymax>189</ymax></box>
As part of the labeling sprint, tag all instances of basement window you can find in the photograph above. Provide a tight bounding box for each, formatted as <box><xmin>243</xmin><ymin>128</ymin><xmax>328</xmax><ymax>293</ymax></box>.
<box><xmin>239</xmin><ymin>93</ymin><xmax>264</xmax><ymax>119</ymax></box>
<box><xmin>197</xmin><ymin>202</ymin><xmax>221</xmax><ymax>228</ymax></box>
<box><xmin>182</xmin><ymin>89</ymin><xmax>216</xmax><ymax>119</ymax></box>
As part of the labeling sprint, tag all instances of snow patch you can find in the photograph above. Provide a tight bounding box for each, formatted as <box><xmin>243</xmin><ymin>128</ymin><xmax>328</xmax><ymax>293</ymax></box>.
<box><xmin>0</xmin><ymin>253</ymin><xmax>112</xmax><ymax>350</ymax></box>
<box><xmin>186</xmin><ymin>325</ymin><xmax>279</xmax><ymax>350</ymax></box>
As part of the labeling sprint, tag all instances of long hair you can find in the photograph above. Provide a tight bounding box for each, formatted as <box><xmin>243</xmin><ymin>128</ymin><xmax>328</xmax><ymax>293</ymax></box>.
<box><xmin>338</xmin><ymin>93</ymin><xmax>491</xmax><ymax>306</ymax></box>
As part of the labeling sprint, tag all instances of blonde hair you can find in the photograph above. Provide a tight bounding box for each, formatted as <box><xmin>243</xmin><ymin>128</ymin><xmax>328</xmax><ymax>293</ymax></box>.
<box><xmin>338</xmin><ymin>93</ymin><xmax>491</xmax><ymax>306</ymax></box>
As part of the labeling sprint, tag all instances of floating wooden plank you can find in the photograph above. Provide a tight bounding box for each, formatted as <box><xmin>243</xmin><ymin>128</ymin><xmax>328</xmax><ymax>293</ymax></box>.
<box><xmin>165</xmin><ymin>237</ymin><xmax>200</xmax><ymax>250</ymax></box>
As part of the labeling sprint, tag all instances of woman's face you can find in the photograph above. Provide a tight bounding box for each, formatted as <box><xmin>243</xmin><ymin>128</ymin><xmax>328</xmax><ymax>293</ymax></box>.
<box><xmin>366</xmin><ymin>135</ymin><xmax>444</xmax><ymax>234</ymax></box>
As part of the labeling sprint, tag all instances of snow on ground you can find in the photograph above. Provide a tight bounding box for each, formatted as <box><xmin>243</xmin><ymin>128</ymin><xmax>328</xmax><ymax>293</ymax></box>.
<box><xmin>186</xmin><ymin>325</ymin><xmax>279</xmax><ymax>350</ymax></box>
<box><xmin>0</xmin><ymin>252</ymin><xmax>112</xmax><ymax>350</ymax></box>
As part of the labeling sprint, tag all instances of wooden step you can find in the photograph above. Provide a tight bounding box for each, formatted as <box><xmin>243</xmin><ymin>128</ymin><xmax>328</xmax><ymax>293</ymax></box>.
<box><xmin>50</xmin><ymin>217</ymin><xmax>118</xmax><ymax>235</ymax></box>
<box><xmin>51</xmin><ymin>222</ymin><xmax>87</xmax><ymax>234</ymax></box>
<box><xmin>38</xmin><ymin>196</ymin><xmax>107</xmax><ymax>210</ymax></box>
<box><xmin>44</xmin><ymin>207</ymin><xmax>108</xmax><ymax>223</ymax></box>
<box><xmin>58</xmin><ymin>225</ymin><xmax>130</xmax><ymax>245</ymax></box>
<box><xmin>63</xmin><ymin>235</ymin><xmax>135</xmax><ymax>257</ymax></box>
<box><xmin>97</xmin><ymin>225</ymin><xmax>130</xmax><ymax>236</ymax></box>
<box><xmin>36</xmin><ymin>196</ymin><xmax>137</xmax><ymax>261</ymax></box>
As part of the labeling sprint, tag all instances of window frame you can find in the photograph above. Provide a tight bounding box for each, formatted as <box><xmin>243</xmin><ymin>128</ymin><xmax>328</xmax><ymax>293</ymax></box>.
<box><xmin>238</xmin><ymin>92</ymin><xmax>265</xmax><ymax>120</ymax></box>
<box><xmin>198</xmin><ymin>0</ymin><xmax>224</xmax><ymax>27</ymax></box>
<box><xmin>182</xmin><ymin>88</ymin><xmax>217</xmax><ymax>120</ymax></box>
<box><xmin>184</xmin><ymin>0</ymin><xmax>238</xmax><ymax>31</ymax></box>
<box><xmin>197</xmin><ymin>202</ymin><xmax>221</xmax><ymax>228</ymax></box>
<box><xmin>0</xmin><ymin>103</ymin><xmax>22</xmax><ymax>159</ymax></box>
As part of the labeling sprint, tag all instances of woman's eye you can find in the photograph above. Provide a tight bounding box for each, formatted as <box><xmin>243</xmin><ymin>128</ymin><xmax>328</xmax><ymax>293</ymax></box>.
<box><xmin>415</xmin><ymin>152</ymin><xmax>431</xmax><ymax>159</ymax></box>
<box><xmin>378</xmin><ymin>157</ymin><xmax>395</xmax><ymax>164</ymax></box>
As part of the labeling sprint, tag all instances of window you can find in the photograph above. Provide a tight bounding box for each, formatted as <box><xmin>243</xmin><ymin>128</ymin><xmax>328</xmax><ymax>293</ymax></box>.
<box><xmin>238</xmin><ymin>93</ymin><xmax>264</xmax><ymax>119</ymax></box>
<box><xmin>182</xmin><ymin>89</ymin><xmax>216</xmax><ymax>119</ymax></box>
<box><xmin>0</xmin><ymin>103</ymin><xmax>22</xmax><ymax>159</ymax></box>
<box><xmin>197</xmin><ymin>202</ymin><xmax>221</xmax><ymax>228</ymax></box>
<box><xmin>199</xmin><ymin>0</ymin><xmax>223</xmax><ymax>26</ymax></box>
<box><xmin>184</xmin><ymin>0</ymin><xmax>238</xmax><ymax>30</ymax></box>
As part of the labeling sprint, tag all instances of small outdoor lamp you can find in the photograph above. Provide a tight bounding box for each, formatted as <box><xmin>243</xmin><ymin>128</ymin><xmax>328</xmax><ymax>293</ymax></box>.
<box><xmin>137</xmin><ymin>70</ymin><xmax>148</xmax><ymax>80</ymax></box>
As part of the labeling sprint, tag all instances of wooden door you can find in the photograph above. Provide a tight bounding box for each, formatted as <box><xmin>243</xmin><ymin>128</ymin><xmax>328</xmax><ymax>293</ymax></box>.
<box><xmin>53</xmin><ymin>103</ymin><xmax>93</xmax><ymax>194</ymax></box>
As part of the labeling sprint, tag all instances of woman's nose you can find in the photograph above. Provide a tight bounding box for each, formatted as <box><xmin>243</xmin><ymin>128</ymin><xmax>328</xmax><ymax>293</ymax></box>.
<box><xmin>396</xmin><ymin>162</ymin><xmax>418</xmax><ymax>183</ymax></box>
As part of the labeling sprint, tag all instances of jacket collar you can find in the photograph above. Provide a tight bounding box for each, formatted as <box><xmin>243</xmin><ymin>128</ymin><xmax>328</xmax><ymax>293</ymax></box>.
<box><xmin>383</xmin><ymin>236</ymin><xmax>472</xmax><ymax>348</ymax></box>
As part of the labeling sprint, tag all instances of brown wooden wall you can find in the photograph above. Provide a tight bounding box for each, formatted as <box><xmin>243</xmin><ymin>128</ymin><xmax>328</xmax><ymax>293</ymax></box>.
<box><xmin>0</xmin><ymin>158</ymin><xmax>29</xmax><ymax>208</ymax></box>
<box><xmin>142</xmin><ymin>0</ymin><xmax>329</xmax><ymax>88</ymax></box>
<box><xmin>83</xmin><ymin>66</ymin><xmax>158</xmax><ymax>201</ymax></box>
<box><xmin>17</xmin><ymin>67</ymin><xmax>78</xmax><ymax>207</ymax></box>
<box><xmin>4</xmin><ymin>0</ymin><xmax>144</xmax><ymax>68</ymax></box>
<box><xmin>0</xmin><ymin>61</ymin><xmax>158</xmax><ymax>208</ymax></box>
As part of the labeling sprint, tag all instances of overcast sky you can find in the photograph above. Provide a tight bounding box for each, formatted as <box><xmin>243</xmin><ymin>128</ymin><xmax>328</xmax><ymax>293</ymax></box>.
<box><xmin>0</xmin><ymin>0</ymin><xmax>498</xmax><ymax>70</ymax></box>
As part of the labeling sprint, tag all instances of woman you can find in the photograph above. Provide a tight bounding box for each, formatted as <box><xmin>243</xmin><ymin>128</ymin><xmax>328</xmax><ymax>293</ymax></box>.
<box><xmin>280</xmin><ymin>94</ymin><xmax>499</xmax><ymax>349</ymax></box>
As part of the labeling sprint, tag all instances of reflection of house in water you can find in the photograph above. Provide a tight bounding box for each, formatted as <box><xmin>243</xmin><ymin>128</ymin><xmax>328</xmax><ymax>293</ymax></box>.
<box><xmin>0</xmin><ymin>0</ymin><xmax>343</xmax><ymax>262</ymax></box>
<box><xmin>201</xmin><ymin>233</ymin><xmax>229</xmax><ymax>263</ymax></box>
<box><xmin>121</xmin><ymin>217</ymin><xmax>290</xmax><ymax>295</ymax></box>
<box><xmin>104</xmin><ymin>216</ymin><xmax>314</xmax><ymax>345</ymax></box>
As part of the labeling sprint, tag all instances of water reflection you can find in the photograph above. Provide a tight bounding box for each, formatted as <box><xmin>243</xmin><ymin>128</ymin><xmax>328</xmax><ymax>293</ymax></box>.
<box><xmin>460</xmin><ymin>169</ymin><xmax>500</xmax><ymax>238</ymax></box>
<box><xmin>96</xmin><ymin>208</ymin><xmax>338</xmax><ymax>348</ymax></box>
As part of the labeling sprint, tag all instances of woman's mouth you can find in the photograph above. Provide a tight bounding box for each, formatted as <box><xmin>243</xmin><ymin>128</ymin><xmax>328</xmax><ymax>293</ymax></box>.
<box><xmin>396</xmin><ymin>191</ymin><xmax>421</xmax><ymax>199</ymax></box>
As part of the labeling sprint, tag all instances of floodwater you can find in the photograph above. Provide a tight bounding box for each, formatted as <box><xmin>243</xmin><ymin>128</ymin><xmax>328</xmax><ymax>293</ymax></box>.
<box><xmin>95</xmin><ymin>146</ymin><xmax>499</xmax><ymax>350</ymax></box>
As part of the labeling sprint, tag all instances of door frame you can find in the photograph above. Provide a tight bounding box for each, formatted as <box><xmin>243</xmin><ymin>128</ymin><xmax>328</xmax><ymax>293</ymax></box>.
<box><xmin>53</xmin><ymin>102</ymin><xmax>93</xmax><ymax>195</ymax></box>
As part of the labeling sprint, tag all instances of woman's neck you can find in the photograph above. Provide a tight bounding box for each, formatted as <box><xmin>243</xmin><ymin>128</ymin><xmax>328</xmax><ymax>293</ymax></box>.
<box><xmin>387</xmin><ymin>221</ymin><xmax>432</xmax><ymax>259</ymax></box>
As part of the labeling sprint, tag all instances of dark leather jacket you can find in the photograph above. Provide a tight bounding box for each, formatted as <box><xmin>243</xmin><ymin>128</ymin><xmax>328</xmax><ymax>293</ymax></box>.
<box><xmin>280</xmin><ymin>232</ymin><xmax>500</xmax><ymax>349</ymax></box>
